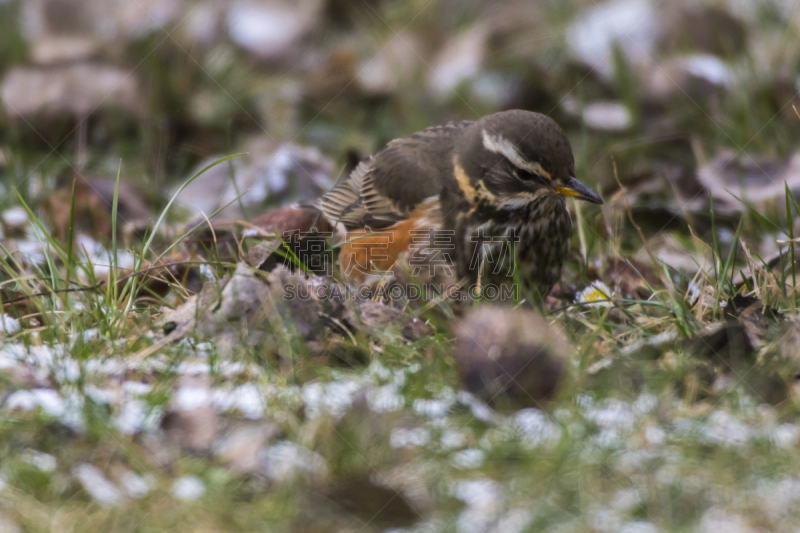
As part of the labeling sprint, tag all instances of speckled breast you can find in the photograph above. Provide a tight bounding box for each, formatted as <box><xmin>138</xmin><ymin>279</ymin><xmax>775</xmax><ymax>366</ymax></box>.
<box><xmin>456</xmin><ymin>196</ymin><xmax>573</xmax><ymax>300</ymax></box>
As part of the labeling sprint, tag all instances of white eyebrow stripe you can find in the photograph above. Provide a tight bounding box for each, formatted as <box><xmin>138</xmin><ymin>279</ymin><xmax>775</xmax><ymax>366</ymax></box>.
<box><xmin>481</xmin><ymin>129</ymin><xmax>552</xmax><ymax>181</ymax></box>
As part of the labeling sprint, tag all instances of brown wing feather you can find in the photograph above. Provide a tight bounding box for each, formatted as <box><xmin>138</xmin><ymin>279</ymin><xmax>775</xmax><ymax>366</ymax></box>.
<box><xmin>318</xmin><ymin>120</ymin><xmax>474</xmax><ymax>229</ymax></box>
<box><xmin>316</xmin><ymin>159</ymin><xmax>372</xmax><ymax>228</ymax></box>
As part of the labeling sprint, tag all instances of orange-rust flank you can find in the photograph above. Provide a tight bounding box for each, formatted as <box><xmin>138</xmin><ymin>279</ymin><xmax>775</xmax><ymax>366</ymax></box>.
<box><xmin>338</xmin><ymin>198</ymin><xmax>441</xmax><ymax>285</ymax></box>
<box><xmin>338</xmin><ymin>217</ymin><xmax>420</xmax><ymax>285</ymax></box>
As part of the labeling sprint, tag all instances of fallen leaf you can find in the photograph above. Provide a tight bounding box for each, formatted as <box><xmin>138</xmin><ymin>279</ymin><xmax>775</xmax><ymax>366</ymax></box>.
<box><xmin>1</xmin><ymin>63</ymin><xmax>145</xmax><ymax>123</ymax></box>
<box><xmin>698</xmin><ymin>150</ymin><xmax>800</xmax><ymax>213</ymax></box>
<box><xmin>40</xmin><ymin>176</ymin><xmax>151</xmax><ymax>241</ymax></box>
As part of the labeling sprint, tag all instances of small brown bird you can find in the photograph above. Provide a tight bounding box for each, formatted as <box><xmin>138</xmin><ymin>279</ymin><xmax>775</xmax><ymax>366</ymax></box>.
<box><xmin>317</xmin><ymin>110</ymin><xmax>602</xmax><ymax>299</ymax></box>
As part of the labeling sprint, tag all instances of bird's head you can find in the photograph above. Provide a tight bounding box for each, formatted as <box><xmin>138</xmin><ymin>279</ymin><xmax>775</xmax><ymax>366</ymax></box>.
<box><xmin>455</xmin><ymin>110</ymin><xmax>603</xmax><ymax>209</ymax></box>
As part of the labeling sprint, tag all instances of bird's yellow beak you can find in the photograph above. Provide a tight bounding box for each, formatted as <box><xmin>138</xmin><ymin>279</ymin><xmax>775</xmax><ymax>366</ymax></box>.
<box><xmin>553</xmin><ymin>176</ymin><xmax>603</xmax><ymax>204</ymax></box>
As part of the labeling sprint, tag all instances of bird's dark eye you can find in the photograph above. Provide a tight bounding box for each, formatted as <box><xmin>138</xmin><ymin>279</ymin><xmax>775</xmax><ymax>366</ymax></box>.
<box><xmin>515</xmin><ymin>169</ymin><xmax>550</xmax><ymax>186</ymax></box>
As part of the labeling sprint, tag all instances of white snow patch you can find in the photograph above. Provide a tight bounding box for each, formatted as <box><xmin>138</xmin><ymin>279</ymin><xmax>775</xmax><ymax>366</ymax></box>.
<box><xmin>699</xmin><ymin>507</ymin><xmax>753</xmax><ymax>533</ymax></box>
<box><xmin>452</xmin><ymin>478</ymin><xmax>501</xmax><ymax>533</ymax></box>
<box><xmin>702</xmin><ymin>411</ymin><xmax>752</xmax><ymax>447</ymax></box>
<box><xmin>120</xmin><ymin>471</ymin><xmax>153</xmax><ymax>499</ymax></box>
<box><xmin>0</xmin><ymin>315</ymin><xmax>20</xmax><ymax>335</ymax></box>
<box><xmin>620</xmin><ymin>521</ymin><xmax>659</xmax><ymax>533</ymax></box>
<box><xmin>513</xmin><ymin>409</ymin><xmax>562</xmax><ymax>449</ymax></box>
<box><xmin>390</xmin><ymin>427</ymin><xmax>430</xmax><ymax>449</ymax></box>
<box><xmin>172</xmin><ymin>475</ymin><xmax>206</xmax><ymax>501</ymax></box>
<box><xmin>122</xmin><ymin>381</ymin><xmax>153</xmax><ymax>396</ymax></box>
<box><xmin>5</xmin><ymin>389</ymin><xmax>65</xmax><ymax>417</ymax></box>
<box><xmin>114</xmin><ymin>399</ymin><xmax>159</xmax><ymax>435</ymax></box>
<box><xmin>440</xmin><ymin>428</ymin><xmax>469</xmax><ymax>450</ymax></box>
<box><xmin>172</xmin><ymin>386</ymin><xmax>211</xmax><ymax>410</ymax></box>
<box><xmin>302</xmin><ymin>379</ymin><xmax>361</xmax><ymax>418</ymax></box>
<box><xmin>583</xmin><ymin>102</ymin><xmax>632</xmax><ymax>131</ymax></box>
<box><xmin>20</xmin><ymin>449</ymin><xmax>57</xmax><ymax>472</ymax></box>
<box><xmin>367</xmin><ymin>384</ymin><xmax>404</xmax><ymax>413</ymax></box>
<box><xmin>1</xmin><ymin>206</ymin><xmax>28</xmax><ymax>227</ymax></box>
<box><xmin>413</xmin><ymin>398</ymin><xmax>452</xmax><ymax>418</ymax></box>
<box><xmin>450</xmin><ymin>448</ymin><xmax>485</xmax><ymax>470</ymax></box>
<box><xmin>74</xmin><ymin>464</ymin><xmax>123</xmax><ymax>507</ymax></box>
<box><xmin>260</xmin><ymin>441</ymin><xmax>328</xmax><ymax>482</ymax></box>
<box><xmin>681</xmin><ymin>54</ymin><xmax>733</xmax><ymax>86</ymax></box>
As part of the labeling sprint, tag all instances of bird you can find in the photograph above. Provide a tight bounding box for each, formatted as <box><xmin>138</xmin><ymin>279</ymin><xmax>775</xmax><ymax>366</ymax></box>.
<box><xmin>316</xmin><ymin>109</ymin><xmax>603</xmax><ymax>300</ymax></box>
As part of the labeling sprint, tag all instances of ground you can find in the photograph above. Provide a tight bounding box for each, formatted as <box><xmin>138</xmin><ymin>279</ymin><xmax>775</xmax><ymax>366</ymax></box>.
<box><xmin>1</xmin><ymin>0</ymin><xmax>800</xmax><ymax>531</ymax></box>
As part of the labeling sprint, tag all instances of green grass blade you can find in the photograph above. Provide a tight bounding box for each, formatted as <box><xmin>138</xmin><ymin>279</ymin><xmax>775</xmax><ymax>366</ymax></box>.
<box><xmin>122</xmin><ymin>153</ymin><xmax>245</xmax><ymax>316</ymax></box>
<box><xmin>64</xmin><ymin>178</ymin><xmax>77</xmax><ymax>306</ymax></box>
<box><xmin>786</xmin><ymin>183</ymin><xmax>796</xmax><ymax>312</ymax></box>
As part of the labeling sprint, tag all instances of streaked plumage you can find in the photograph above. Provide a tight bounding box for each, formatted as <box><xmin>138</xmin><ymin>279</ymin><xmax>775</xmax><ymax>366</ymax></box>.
<box><xmin>317</xmin><ymin>110</ymin><xmax>603</xmax><ymax>298</ymax></box>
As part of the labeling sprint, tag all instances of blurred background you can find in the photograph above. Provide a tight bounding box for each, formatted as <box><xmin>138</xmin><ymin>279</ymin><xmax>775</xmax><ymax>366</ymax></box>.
<box><xmin>2</xmin><ymin>2</ymin><xmax>800</xmax><ymax>531</ymax></box>
<box><xmin>0</xmin><ymin>0</ymin><xmax>797</xmax><ymax>245</ymax></box>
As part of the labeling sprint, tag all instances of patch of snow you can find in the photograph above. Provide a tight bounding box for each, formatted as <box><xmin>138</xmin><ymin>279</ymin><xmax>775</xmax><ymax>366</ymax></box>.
<box><xmin>0</xmin><ymin>344</ymin><xmax>23</xmax><ymax>369</ymax></box>
<box><xmin>583</xmin><ymin>102</ymin><xmax>633</xmax><ymax>131</ymax></box>
<box><xmin>27</xmin><ymin>345</ymin><xmax>54</xmax><ymax>367</ymax></box>
<box><xmin>15</xmin><ymin>240</ymin><xmax>46</xmax><ymax>265</ymax></box>
<box><xmin>176</xmin><ymin>361</ymin><xmax>211</xmax><ymax>375</ymax></box>
<box><xmin>1</xmin><ymin>206</ymin><xmax>28</xmax><ymax>228</ymax></box>
<box><xmin>699</xmin><ymin>507</ymin><xmax>753</xmax><ymax>533</ymax></box>
<box><xmin>114</xmin><ymin>399</ymin><xmax>157</xmax><ymax>435</ymax></box>
<box><xmin>20</xmin><ymin>449</ymin><xmax>57</xmax><ymax>472</ymax></box>
<box><xmin>452</xmin><ymin>479</ymin><xmax>501</xmax><ymax>533</ymax></box>
<box><xmin>413</xmin><ymin>398</ymin><xmax>452</xmax><ymax>418</ymax></box>
<box><xmin>755</xmin><ymin>477</ymin><xmax>800</xmax><ymax>518</ymax></box>
<box><xmin>390</xmin><ymin>427</ymin><xmax>430</xmax><ymax>449</ymax></box>
<box><xmin>367</xmin><ymin>361</ymin><xmax>392</xmax><ymax>381</ymax></box>
<box><xmin>513</xmin><ymin>409</ymin><xmax>563</xmax><ymax>449</ymax></box>
<box><xmin>452</xmin><ymin>478</ymin><xmax>500</xmax><ymax>508</ymax></box>
<box><xmin>702</xmin><ymin>411</ymin><xmax>752</xmax><ymax>448</ymax></box>
<box><xmin>620</xmin><ymin>521</ymin><xmax>659</xmax><ymax>533</ymax></box>
<box><xmin>217</xmin><ymin>361</ymin><xmax>248</xmax><ymax>377</ymax></box>
<box><xmin>633</xmin><ymin>392</ymin><xmax>657</xmax><ymax>415</ymax></box>
<box><xmin>227</xmin><ymin>1</ymin><xmax>317</xmax><ymax>60</ymax></box>
<box><xmin>260</xmin><ymin>441</ymin><xmax>327</xmax><ymax>482</ymax></box>
<box><xmin>55</xmin><ymin>358</ymin><xmax>81</xmax><ymax>383</ymax></box>
<box><xmin>612</xmin><ymin>488</ymin><xmax>642</xmax><ymax>512</ymax></box>
<box><xmin>681</xmin><ymin>54</ymin><xmax>733</xmax><ymax>86</ymax></box>
<box><xmin>440</xmin><ymin>428</ymin><xmax>469</xmax><ymax>450</ymax></box>
<box><xmin>769</xmin><ymin>424</ymin><xmax>799</xmax><ymax>449</ymax></box>
<box><xmin>172</xmin><ymin>475</ymin><xmax>206</xmax><ymax>501</ymax></box>
<box><xmin>0</xmin><ymin>315</ymin><xmax>20</xmax><ymax>336</ymax></box>
<box><xmin>302</xmin><ymin>379</ymin><xmax>361</xmax><ymax>418</ymax></box>
<box><xmin>208</xmin><ymin>384</ymin><xmax>265</xmax><ymax>419</ymax></box>
<box><xmin>428</xmin><ymin>27</ymin><xmax>487</xmax><ymax>98</ymax></box>
<box><xmin>5</xmin><ymin>389</ymin><xmax>65</xmax><ymax>417</ymax></box>
<box><xmin>588</xmin><ymin>506</ymin><xmax>622</xmax><ymax>533</ymax></box>
<box><xmin>74</xmin><ymin>464</ymin><xmax>123</xmax><ymax>507</ymax></box>
<box><xmin>644</xmin><ymin>425</ymin><xmax>665</xmax><ymax>446</ymax></box>
<box><xmin>122</xmin><ymin>381</ymin><xmax>153</xmax><ymax>396</ymax></box>
<box><xmin>586</xmin><ymin>399</ymin><xmax>637</xmax><ymax>432</ymax></box>
<box><xmin>494</xmin><ymin>508</ymin><xmax>533</xmax><ymax>533</ymax></box>
<box><xmin>367</xmin><ymin>384</ymin><xmax>404</xmax><ymax>413</ymax></box>
<box><xmin>450</xmin><ymin>448</ymin><xmax>485</xmax><ymax>470</ymax></box>
<box><xmin>567</xmin><ymin>0</ymin><xmax>658</xmax><ymax>79</ymax></box>
<box><xmin>227</xmin><ymin>383</ymin><xmax>264</xmax><ymax>419</ymax></box>
<box><xmin>458</xmin><ymin>391</ymin><xmax>498</xmax><ymax>423</ymax></box>
<box><xmin>120</xmin><ymin>471</ymin><xmax>152</xmax><ymax>499</ymax></box>
<box><xmin>173</xmin><ymin>386</ymin><xmax>211</xmax><ymax>410</ymax></box>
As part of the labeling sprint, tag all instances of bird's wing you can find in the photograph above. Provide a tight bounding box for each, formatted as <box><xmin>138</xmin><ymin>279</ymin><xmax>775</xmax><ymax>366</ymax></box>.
<box><xmin>318</xmin><ymin>120</ymin><xmax>473</xmax><ymax>229</ymax></box>
<box><xmin>315</xmin><ymin>158</ymin><xmax>373</xmax><ymax>228</ymax></box>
